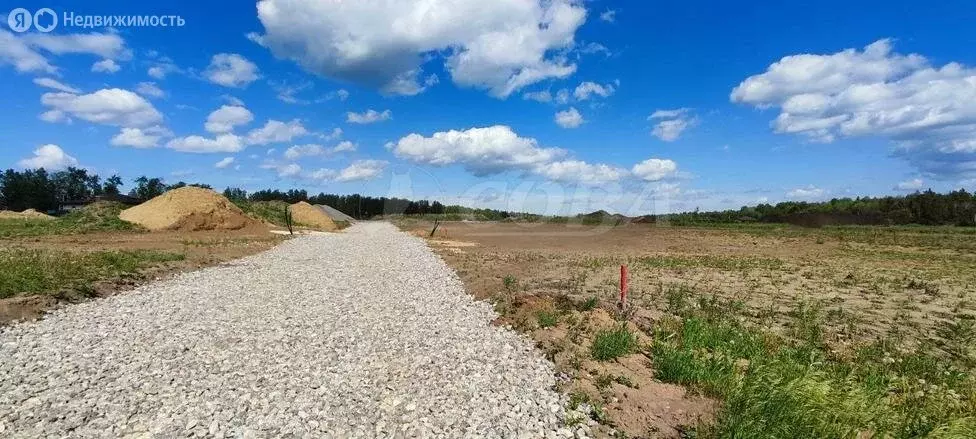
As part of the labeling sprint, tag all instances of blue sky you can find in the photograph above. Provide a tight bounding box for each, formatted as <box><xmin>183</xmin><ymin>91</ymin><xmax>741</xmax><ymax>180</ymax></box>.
<box><xmin>2</xmin><ymin>1</ymin><xmax>975</xmax><ymax>214</ymax></box>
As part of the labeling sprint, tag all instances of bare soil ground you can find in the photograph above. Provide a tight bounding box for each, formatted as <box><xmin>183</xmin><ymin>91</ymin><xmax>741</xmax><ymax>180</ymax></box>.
<box><xmin>0</xmin><ymin>229</ymin><xmax>284</xmax><ymax>323</ymax></box>
<box><xmin>398</xmin><ymin>220</ymin><xmax>976</xmax><ymax>438</ymax></box>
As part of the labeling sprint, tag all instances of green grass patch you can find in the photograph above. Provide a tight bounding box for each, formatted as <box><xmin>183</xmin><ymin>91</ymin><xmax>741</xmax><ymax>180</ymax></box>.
<box><xmin>0</xmin><ymin>248</ymin><xmax>184</xmax><ymax>299</ymax></box>
<box><xmin>591</xmin><ymin>323</ymin><xmax>638</xmax><ymax>361</ymax></box>
<box><xmin>0</xmin><ymin>202</ymin><xmax>140</xmax><ymax>238</ymax></box>
<box><xmin>536</xmin><ymin>310</ymin><xmax>559</xmax><ymax>328</ymax></box>
<box><xmin>578</xmin><ymin>296</ymin><xmax>599</xmax><ymax>311</ymax></box>
<box><xmin>503</xmin><ymin>275</ymin><xmax>518</xmax><ymax>292</ymax></box>
<box><xmin>650</xmin><ymin>292</ymin><xmax>976</xmax><ymax>438</ymax></box>
<box><xmin>234</xmin><ymin>200</ymin><xmax>291</xmax><ymax>226</ymax></box>
<box><xmin>632</xmin><ymin>254</ymin><xmax>785</xmax><ymax>271</ymax></box>
<box><xmin>680</xmin><ymin>222</ymin><xmax>976</xmax><ymax>252</ymax></box>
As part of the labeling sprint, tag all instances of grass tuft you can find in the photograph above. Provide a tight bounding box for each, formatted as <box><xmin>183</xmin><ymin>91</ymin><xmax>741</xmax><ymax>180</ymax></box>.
<box><xmin>503</xmin><ymin>275</ymin><xmax>518</xmax><ymax>292</ymax></box>
<box><xmin>579</xmin><ymin>296</ymin><xmax>599</xmax><ymax>311</ymax></box>
<box><xmin>591</xmin><ymin>323</ymin><xmax>638</xmax><ymax>361</ymax></box>
<box><xmin>536</xmin><ymin>310</ymin><xmax>559</xmax><ymax>328</ymax></box>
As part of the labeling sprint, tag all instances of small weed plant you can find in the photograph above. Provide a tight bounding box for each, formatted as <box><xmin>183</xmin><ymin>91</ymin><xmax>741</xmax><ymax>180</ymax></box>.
<box><xmin>591</xmin><ymin>323</ymin><xmax>638</xmax><ymax>361</ymax></box>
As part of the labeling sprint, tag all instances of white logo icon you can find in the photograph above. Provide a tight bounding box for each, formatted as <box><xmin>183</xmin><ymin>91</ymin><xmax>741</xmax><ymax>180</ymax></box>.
<box><xmin>6</xmin><ymin>8</ymin><xmax>57</xmax><ymax>32</ymax></box>
<box><xmin>33</xmin><ymin>8</ymin><xmax>57</xmax><ymax>32</ymax></box>
<box><xmin>7</xmin><ymin>8</ymin><xmax>32</xmax><ymax>32</ymax></box>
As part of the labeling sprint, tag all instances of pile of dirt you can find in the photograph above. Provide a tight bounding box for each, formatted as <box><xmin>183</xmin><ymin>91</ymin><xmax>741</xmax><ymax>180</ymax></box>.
<box><xmin>0</xmin><ymin>209</ymin><xmax>55</xmax><ymax>220</ymax></box>
<box><xmin>290</xmin><ymin>202</ymin><xmax>337</xmax><ymax>231</ymax></box>
<box><xmin>120</xmin><ymin>187</ymin><xmax>266</xmax><ymax>232</ymax></box>
<box><xmin>316</xmin><ymin>204</ymin><xmax>356</xmax><ymax>223</ymax></box>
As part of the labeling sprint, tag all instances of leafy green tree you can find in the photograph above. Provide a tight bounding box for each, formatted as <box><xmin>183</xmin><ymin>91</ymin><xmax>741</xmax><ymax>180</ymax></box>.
<box><xmin>103</xmin><ymin>175</ymin><xmax>124</xmax><ymax>195</ymax></box>
<box><xmin>0</xmin><ymin>168</ymin><xmax>58</xmax><ymax>212</ymax></box>
<box><xmin>52</xmin><ymin>167</ymin><xmax>101</xmax><ymax>202</ymax></box>
<box><xmin>223</xmin><ymin>187</ymin><xmax>248</xmax><ymax>201</ymax></box>
<box><xmin>129</xmin><ymin>176</ymin><xmax>167</xmax><ymax>200</ymax></box>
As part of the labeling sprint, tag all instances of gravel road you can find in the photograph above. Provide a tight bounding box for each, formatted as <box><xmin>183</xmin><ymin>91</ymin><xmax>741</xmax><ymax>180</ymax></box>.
<box><xmin>0</xmin><ymin>223</ymin><xmax>582</xmax><ymax>438</ymax></box>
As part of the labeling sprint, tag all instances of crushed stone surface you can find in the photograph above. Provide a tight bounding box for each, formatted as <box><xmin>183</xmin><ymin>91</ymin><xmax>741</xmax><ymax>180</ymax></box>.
<box><xmin>0</xmin><ymin>222</ymin><xmax>583</xmax><ymax>438</ymax></box>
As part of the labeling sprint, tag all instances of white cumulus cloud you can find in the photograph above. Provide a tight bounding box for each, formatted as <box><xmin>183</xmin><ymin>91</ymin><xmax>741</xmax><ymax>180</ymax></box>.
<box><xmin>574</xmin><ymin>81</ymin><xmax>616</xmax><ymax>100</ymax></box>
<box><xmin>649</xmin><ymin>108</ymin><xmax>697</xmax><ymax>141</ymax></box>
<box><xmin>731</xmin><ymin>39</ymin><xmax>976</xmax><ymax>179</ymax></box>
<box><xmin>204</xmin><ymin>53</ymin><xmax>260</xmax><ymax>88</ymax></box>
<box><xmin>335</xmin><ymin>160</ymin><xmax>387</xmax><ymax>182</ymax></box>
<box><xmin>135</xmin><ymin>82</ymin><xmax>165</xmax><ymax>99</ymax></box>
<box><xmin>246</xmin><ymin>119</ymin><xmax>308</xmax><ymax>145</ymax></box>
<box><xmin>523</xmin><ymin>90</ymin><xmax>552</xmax><ymax>103</ymax></box>
<box><xmin>215</xmin><ymin>157</ymin><xmax>236</xmax><ymax>169</ymax></box>
<box><xmin>555</xmin><ymin>107</ymin><xmax>584</xmax><ymax>128</ymax></box>
<box><xmin>17</xmin><ymin>144</ymin><xmax>80</xmax><ymax>170</ymax></box>
<box><xmin>895</xmin><ymin>178</ymin><xmax>925</xmax><ymax>191</ymax></box>
<box><xmin>167</xmin><ymin>134</ymin><xmax>244</xmax><ymax>154</ymax></box>
<box><xmin>388</xmin><ymin>125</ymin><xmax>680</xmax><ymax>186</ymax></box>
<box><xmin>334</xmin><ymin>140</ymin><xmax>356</xmax><ymax>153</ymax></box>
<box><xmin>347</xmin><ymin>109</ymin><xmax>392</xmax><ymax>124</ymax></box>
<box><xmin>110</xmin><ymin>126</ymin><xmax>171</xmax><ymax>148</ymax></box>
<box><xmin>283</xmin><ymin>144</ymin><xmax>325</xmax><ymax>160</ymax></box>
<box><xmin>631</xmin><ymin>159</ymin><xmax>678</xmax><ymax>182</ymax></box>
<box><xmin>205</xmin><ymin>105</ymin><xmax>254</xmax><ymax>134</ymax></box>
<box><xmin>389</xmin><ymin>125</ymin><xmax>565</xmax><ymax>176</ymax></box>
<box><xmin>91</xmin><ymin>59</ymin><xmax>120</xmax><ymax>73</ymax></box>
<box><xmin>0</xmin><ymin>31</ymin><xmax>128</xmax><ymax>74</ymax></box>
<box><xmin>40</xmin><ymin>88</ymin><xmax>163</xmax><ymax>128</ymax></box>
<box><xmin>147</xmin><ymin>58</ymin><xmax>181</xmax><ymax>79</ymax></box>
<box><xmin>261</xmin><ymin>161</ymin><xmax>303</xmax><ymax>178</ymax></box>
<box><xmin>534</xmin><ymin>160</ymin><xmax>626</xmax><ymax>185</ymax></box>
<box><xmin>786</xmin><ymin>185</ymin><xmax>826</xmax><ymax>199</ymax></box>
<box><xmin>251</xmin><ymin>0</ymin><xmax>587</xmax><ymax>98</ymax></box>
<box><xmin>33</xmin><ymin>77</ymin><xmax>80</xmax><ymax>94</ymax></box>
<box><xmin>283</xmin><ymin>141</ymin><xmax>357</xmax><ymax>160</ymax></box>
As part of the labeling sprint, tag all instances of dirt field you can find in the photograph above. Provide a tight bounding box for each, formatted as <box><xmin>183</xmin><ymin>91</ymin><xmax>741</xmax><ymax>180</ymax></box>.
<box><xmin>420</xmin><ymin>221</ymin><xmax>974</xmax><ymax>339</ymax></box>
<box><xmin>400</xmin><ymin>220</ymin><xmax>976</xmax><ymax>438</ymax></box>
<box><xmin>0</xmin><ymin>228</ymin><xmax>283</xmax><ymax>323</ymax></box>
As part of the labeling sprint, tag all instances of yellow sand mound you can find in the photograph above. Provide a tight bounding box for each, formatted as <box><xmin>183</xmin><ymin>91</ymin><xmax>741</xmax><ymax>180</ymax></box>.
<box><xmin>290</xmin><ymin>201</ymin><xmax>337</xmax><ymax>231</ymax></box>
<box><xmin>120</xmin><ymin>187</ymin><xmax>265</xmax><ymax>232</ymax></box>
<box><xmin>0</xmin><ymin>209</ymin><xmax>55</xmax><ymax>220</ymax></box>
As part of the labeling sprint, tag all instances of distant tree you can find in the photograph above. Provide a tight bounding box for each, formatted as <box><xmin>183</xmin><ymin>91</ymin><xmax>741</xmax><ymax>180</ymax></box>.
<box><xmin>223</xmin><ymin>187</ymin><xmax>248</xmax><ymax>201</ymax></box>
<box><xmin>52</xmin><ymin>167</ymin><xmax>101</xmax><ymax>202</ymax></box>
<box><xmin>103</xmin><ymin>175</ymin><xmax>124</xmax><ymax>195</ymax></box>
<box><xmin>431</xmin><ymin>201</ymin><xmax>445</xmax><ymax>215</ymax></box>
<box><xmin>0</xmin><ymin>168</ymin><xmax>58</xmax><ymax>212</ymax></box>
<box><xmin>166</xmin><ymin>182</ymin><xmax>213</xmax><ymax>191</ymax></box>
<box><xmin>129</xmin><ymin>176</ymin><xmax>167</xmax><ymax>200</ymax></box>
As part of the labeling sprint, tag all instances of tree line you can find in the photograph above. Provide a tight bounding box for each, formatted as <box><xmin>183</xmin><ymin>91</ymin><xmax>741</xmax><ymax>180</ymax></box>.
<box><xmin>0</xmin><ymin>167</ymin><xmax>211</xmax><ymax>212</ymax></box>
<box><xmin>4</xmin><ymin>167</ymin><xmax>973</xmax><ymax>226</ymax></box>
<box><xmin>225</xmin><ymin>187</ymin><xmax>528</xmax><ymax>220</ymax></box>
<box><xmin>662</xmin><ymin>189</ymin><xmax>976</xmax><ymax>227</ymax></box>
<box><xmin>224</xmin><ymin>188</ymin><xmax>452</xmax><ymax>219</ymax></box>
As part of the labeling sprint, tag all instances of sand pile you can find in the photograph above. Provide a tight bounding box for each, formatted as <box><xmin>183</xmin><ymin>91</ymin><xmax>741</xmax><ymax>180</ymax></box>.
<box><xmin>120</xmin><ymin>187</ymin><xmax>265</xmax><ymax>232</ymax></box>
<box><xmin>290</xmin><ymin>202</ymin><xmax>337</xmax><ymax>231</ymax></box>
<box><xmin>0</xmin><ymin>209</ymin><xmax>55</xmax><ymax>220</ymax></box>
